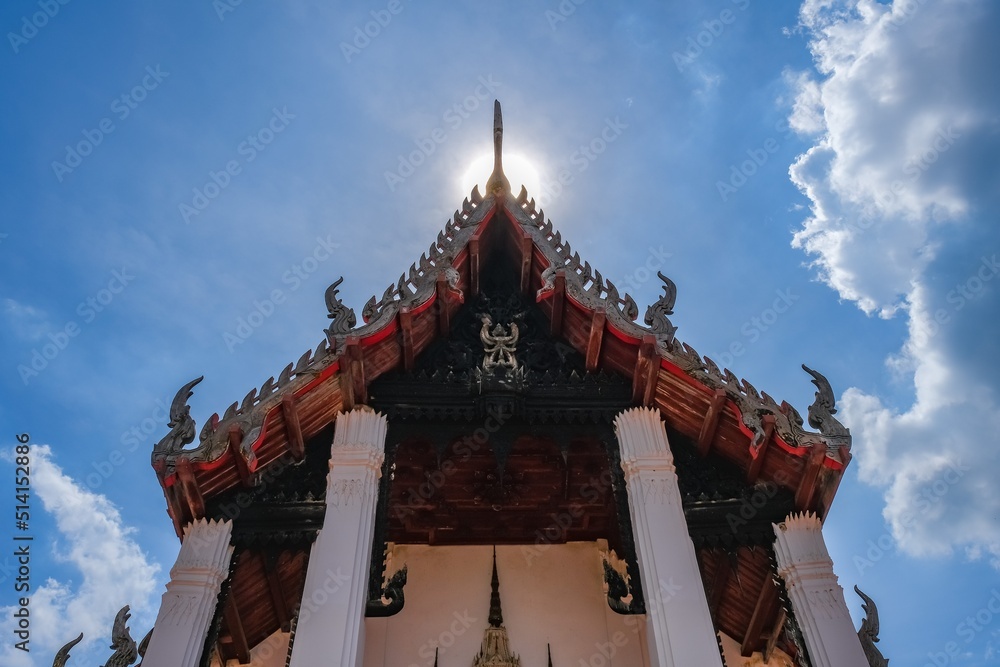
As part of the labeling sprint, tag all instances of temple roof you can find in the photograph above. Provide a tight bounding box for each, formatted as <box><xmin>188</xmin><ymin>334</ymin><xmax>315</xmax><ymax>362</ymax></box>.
<box><xmin>152</xmin><ymin>100</ymin><xmax>852</xmax><ymax>531</ymax></box>
<box><xmin>151</xmin><ymin>102</ymin><xmax>849</xmax><ymax>663</ymax></box>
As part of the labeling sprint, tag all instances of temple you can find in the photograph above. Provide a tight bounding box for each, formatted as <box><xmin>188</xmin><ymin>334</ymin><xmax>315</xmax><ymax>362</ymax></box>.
<box><xmin>52</xmin><ymin>102</ymin><xmax>890</xmax><ymax>666</ymax></box>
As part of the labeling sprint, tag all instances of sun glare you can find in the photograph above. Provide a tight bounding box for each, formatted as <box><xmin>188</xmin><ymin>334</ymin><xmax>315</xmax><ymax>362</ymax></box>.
<box><xmin>459</xmin><ymin>152</ymin><xmax>541</xmax><ymax>202</ymax></box>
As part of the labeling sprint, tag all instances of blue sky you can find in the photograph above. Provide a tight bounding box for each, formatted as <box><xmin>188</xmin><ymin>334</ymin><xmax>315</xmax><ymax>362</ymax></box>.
<box><xmin>1</xmin><ymin>1</ymin><xmax>998</xmax><ymax>665</ymax></box>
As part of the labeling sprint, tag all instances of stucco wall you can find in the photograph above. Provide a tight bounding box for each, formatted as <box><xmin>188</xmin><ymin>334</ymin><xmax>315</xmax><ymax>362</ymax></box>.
<box><xmin>212</xmin><ymin>543</ymin><xmax>797</xmax><ymax>667</ymax></box>
<box><xmin>363</xmin><ymin>542</ymin><xmax>650</xmax><ymax>667</ymax></box>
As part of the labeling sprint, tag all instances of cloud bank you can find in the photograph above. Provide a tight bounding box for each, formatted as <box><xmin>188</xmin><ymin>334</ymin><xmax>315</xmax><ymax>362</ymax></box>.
<box><xmin>789</xmin><ymin>0</ymin><xmax>1000</xmax><ymax>566</ymax></box>
<box><xmin>1</xmin><ymin>445</ymin><xmax>160</xmax><ymax>667</ymax></box>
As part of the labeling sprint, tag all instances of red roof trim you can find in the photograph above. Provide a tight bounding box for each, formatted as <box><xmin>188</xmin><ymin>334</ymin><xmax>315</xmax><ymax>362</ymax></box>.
<box><xmin>605</xmin><ymin>321</ymin><xmax>642</xmax><ymax>345</ymax></box>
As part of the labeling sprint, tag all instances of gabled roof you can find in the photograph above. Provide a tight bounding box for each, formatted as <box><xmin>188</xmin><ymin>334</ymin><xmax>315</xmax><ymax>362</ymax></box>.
<box><xmin>152</xmin><ymin>101</ymin><xmax>852</xmax><ymax>536</ymax></box>
<box><xmin>150</xmin><ymin>101</ymin><xmax>852</xmax><ymax>663</ymax></box>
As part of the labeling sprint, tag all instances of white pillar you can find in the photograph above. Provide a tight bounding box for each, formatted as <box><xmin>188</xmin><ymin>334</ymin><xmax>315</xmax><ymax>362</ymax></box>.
<box><xmin>143</xmin><ymin>518</ymin><xmax>234</xmax><ymax>667</ymax></box>
<box><xmin>289</xmin><ymin>409</ymin><xmax>386</xmax><ymax>667</ymax></box>
<box><xmin>773</xmin><ymin>512</ymin><xmax>868</xmax><ymax>667</ymax></box>
<box><xmin>614</xmin><ymin>407</ymin><xmax>723</xmax><ymax>667</ymax></box>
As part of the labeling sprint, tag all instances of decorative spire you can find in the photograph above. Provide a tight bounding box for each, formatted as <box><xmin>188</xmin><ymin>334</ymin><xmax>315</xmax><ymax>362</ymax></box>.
<box><xmin>486</xmin><ymin>100</ymin><xmax>511</xmax><ymax>195</ymax></box>
<box><xmin>548</xmin><ymin>643</ymin><xmax>553</xmax><ymax>667</ymax></box>
<box><xmin>489</xmin><ymin>546</ymin><xmax>504</xmax><ymax>627</ymax></box>
<box><xmin>472</xmin><ymin>548</ymin><xmax>520</xmax><ymax>666</ymax></box>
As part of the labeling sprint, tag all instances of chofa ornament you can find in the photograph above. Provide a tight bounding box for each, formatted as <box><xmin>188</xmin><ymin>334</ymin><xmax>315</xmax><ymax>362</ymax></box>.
<box><xmin>51</xmin><ymin>605</ymin><xmax>149</xmax><ymax>667</ymax></box>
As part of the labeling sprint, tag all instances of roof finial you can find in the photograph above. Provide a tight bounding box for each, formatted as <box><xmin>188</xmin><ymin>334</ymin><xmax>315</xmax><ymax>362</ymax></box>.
<box><xmin>488</xmin><ymin>546</ymin><xmax>504</xmax><ymax>627</ymax></box>
<box><xmin>486</xmin><ymin>100</ymin><xmax>511</xmax><ymax>195</ymax></box>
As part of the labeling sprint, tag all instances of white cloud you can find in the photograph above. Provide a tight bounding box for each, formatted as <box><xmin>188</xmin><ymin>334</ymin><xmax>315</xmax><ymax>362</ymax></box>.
<box><xmin>789</xmin><ymin>0</ymin><xmax>1000</xmax><ymax>566</ymax></box>
<box><xmin>0</xmin><ymin>445</ymin><xmax>161</xmax><ymax>666</ymax></box>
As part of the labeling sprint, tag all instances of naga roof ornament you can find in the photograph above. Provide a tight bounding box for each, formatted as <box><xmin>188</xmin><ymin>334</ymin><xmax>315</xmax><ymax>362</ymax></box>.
<box><xmin>803</xmin><ymin>364</ymin><xmax>851</xmax><ymax>446</ymax></box>
<box><xmin>154</xmin><ymin>376</ymin><xmax>203</xmax><ymax>457</ymax></box>
<box><xmin>50</xmin><ymin>605</ymin><xmax>143</xmax><ymax>667</ymax></box>
<box><xmin>324</xmin><ymin>276</ymin><xmax>357</xmax><ymax>337</ymax></box>
<box><xmin>52</xmin><ymin>633</ymin><xmax>83</xmax><ymax>667</ymax></box>
<box><xmin>855</xmin><ymin>585</ymin><xmax>889</xmax><ymax>667</ymax></box>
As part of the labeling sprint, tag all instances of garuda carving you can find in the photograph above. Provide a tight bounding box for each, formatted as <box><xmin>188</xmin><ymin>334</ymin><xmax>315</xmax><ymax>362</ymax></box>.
<box><xmin>480</xmin><ymin>315</ymin><xmax>519</xmax><ymax>372</ymax></box>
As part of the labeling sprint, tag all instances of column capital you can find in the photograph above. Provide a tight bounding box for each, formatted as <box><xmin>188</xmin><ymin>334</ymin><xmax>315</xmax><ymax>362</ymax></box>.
<box><xmin>172</xmin><ymin>518</ymin><xmax>234</xmax><ymax>582</ymax></box>
<box><xmin>772</xmin><ymin>512</ymin><xmax>867</xmax><ymax>666</ymax></box>
<box><xmin>773</xmin><ymin>512</ymin><xmax>834</xmax><ymax>579</ymax></box>
<box><xmin>330</xmin><ymin>408</ymin><xmax>387</xmax><ymax>471</ymax></box>
<box><xmin>615</xmin><ymin>407</ymin><xmax>675</xmax><ymax>479</ymax></box>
